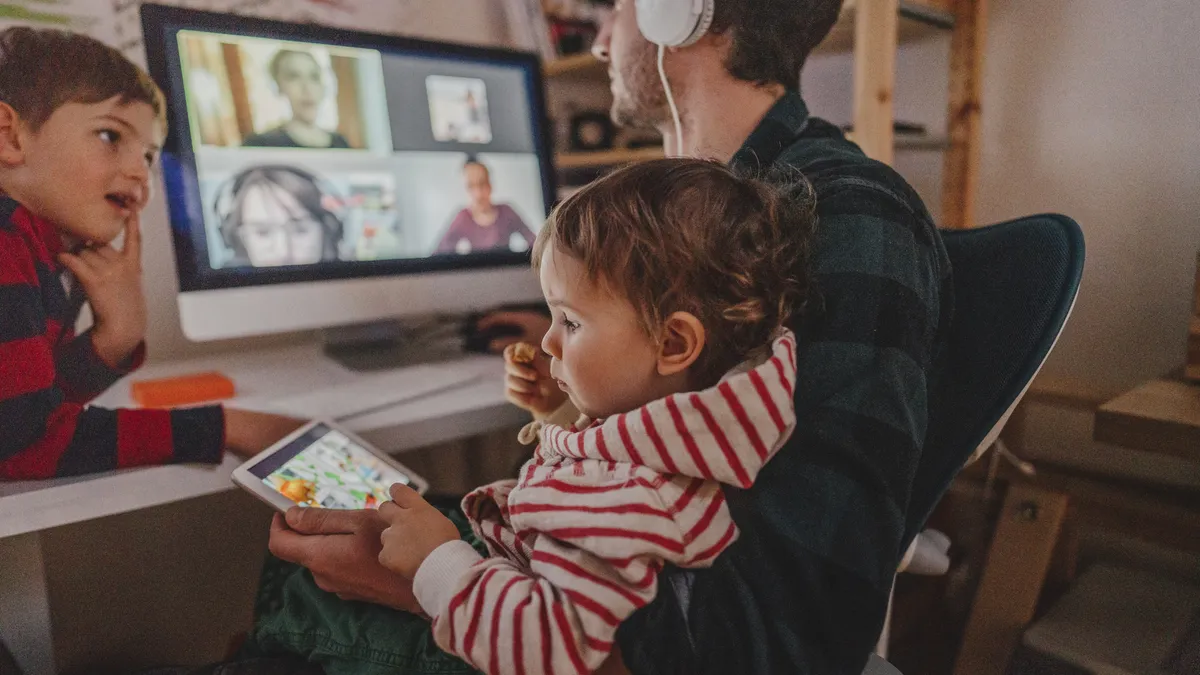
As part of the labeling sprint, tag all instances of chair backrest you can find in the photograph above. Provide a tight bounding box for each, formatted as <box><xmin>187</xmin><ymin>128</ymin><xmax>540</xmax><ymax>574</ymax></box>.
<box><xmin>902</xmin><ymin>215</ymin><xmax>1085</xmax><ymax>549</ymax></box>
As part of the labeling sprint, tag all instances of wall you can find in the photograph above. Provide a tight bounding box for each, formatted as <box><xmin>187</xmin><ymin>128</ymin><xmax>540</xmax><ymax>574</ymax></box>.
<box><xmin>804</xmin><ymin>0</ymin><xmax>1200</xmax><ymax>487</ymax></box>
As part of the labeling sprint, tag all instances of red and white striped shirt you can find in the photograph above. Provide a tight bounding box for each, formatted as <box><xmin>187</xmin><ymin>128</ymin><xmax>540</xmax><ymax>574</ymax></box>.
<box><xmin>412</xmin><ymin>331</ymin><xmax>797</xmax><ymax>675</ymax></box>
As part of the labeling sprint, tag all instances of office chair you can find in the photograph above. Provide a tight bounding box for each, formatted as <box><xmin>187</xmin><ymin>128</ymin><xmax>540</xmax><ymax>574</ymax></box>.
<box><xmin>869</xmin><ymin>214</ymin><xmax>1086</xmax><ymax>671</ymax></box>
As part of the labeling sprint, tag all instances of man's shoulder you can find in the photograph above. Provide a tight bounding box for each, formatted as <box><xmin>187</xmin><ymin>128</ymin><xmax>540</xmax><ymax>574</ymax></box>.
<box><xmin>778</xmin><ymin>118</ymin><xmax>947</xmax><ymax>267</ymax></box>
<box><xmin>783</xmin><ymin>118</ymin><xmax>932</xmax><ymax>222</ymax></box>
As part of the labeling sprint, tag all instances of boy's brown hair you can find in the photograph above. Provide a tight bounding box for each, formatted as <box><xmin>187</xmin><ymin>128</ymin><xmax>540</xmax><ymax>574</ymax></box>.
<box><xmin>0</xmin><ymin>26</ymin><xmax>165</xmax><ymax>132</ymax></box>
<box><xmin>533</xmin><ymin>158</ymin><xmax>816</xmax><ymax>386</ymax></box>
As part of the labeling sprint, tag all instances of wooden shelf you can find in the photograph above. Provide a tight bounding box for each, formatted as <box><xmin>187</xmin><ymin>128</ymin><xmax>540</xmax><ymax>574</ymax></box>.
<box><xmin>895</xmin><ymin>134</ymin><xmax>950</xmax><ymax>151</ymax></box>
<box><xmin>543</xmin><ymin>52</ymin><xmax>606</xmax><ymax>79</ymax></box>
<box><xmin>555</xmin><ymin>147</ymin><xmax>663</xmax><ymax>169</ymax></box>
<box><xmin>816</xmin><ymin>0</ymin><xmax>955</xmax><ymax>55</ymax></box>
<box><xmin>542</xmin><ymin>0</ymin><xmax>955</xmax><ymax>79</ymax></box>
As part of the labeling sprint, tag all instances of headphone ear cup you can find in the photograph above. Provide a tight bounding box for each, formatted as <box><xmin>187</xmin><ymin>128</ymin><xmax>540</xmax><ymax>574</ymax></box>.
<box><xmin>635</xmin><ymin>0</ymin><xmax>715</xmax><ymax>48</ymax></box>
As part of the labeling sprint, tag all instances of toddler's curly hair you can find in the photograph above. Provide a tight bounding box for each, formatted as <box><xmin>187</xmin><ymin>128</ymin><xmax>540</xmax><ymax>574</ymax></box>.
<box><xmin>533</xmin><ymin>158</ymin><xmax>816</xmax><ymax>387</ymax></box>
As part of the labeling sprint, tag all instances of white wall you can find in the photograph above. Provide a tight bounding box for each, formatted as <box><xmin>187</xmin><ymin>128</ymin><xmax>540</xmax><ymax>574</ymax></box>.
<box><xmin>809</xmin><ymin>0</ymin><xmax>1200</xmax><ymax>394</ymax></box>
<box><xmin>805</xmin><ymin>0</ymin><xmax>1200</xmax><ymax>485</ymax></box>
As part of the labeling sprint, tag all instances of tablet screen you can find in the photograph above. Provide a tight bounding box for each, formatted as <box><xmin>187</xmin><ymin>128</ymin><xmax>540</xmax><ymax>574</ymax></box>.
<box><xmin>248</xmin><ymin>422</ymin><xmax>411</xmax><ymax>509</ymax></box>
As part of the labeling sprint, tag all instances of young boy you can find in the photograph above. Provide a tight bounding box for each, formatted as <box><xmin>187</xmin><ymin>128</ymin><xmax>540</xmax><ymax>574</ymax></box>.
<box><xmin>377</xmin><ymin>158</ymin><xmax>816</xmax><ymax>674</ymax></box>
<box><xmin>0</xmin><ymin>27</ymin><xmax>297</xmax><ymax>479</ymax></box>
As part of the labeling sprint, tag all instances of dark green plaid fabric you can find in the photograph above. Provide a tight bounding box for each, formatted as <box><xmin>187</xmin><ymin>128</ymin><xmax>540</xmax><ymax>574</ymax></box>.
<box><xmin>615</xmin><ymin>92</ymin><xmax>953</xmax><ymax>675</ymax></box>
<box><xmin>242</xmin><ymin>506</ymin><xmax>487</xmax><ymax>675</ymax></box>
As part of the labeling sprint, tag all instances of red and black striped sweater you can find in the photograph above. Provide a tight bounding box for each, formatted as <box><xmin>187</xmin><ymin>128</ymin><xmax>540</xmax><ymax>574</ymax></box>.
<box><xmin>0</xmin><ymin>197</ymin><xmax>224</xmax><ymax>479</ymax></box>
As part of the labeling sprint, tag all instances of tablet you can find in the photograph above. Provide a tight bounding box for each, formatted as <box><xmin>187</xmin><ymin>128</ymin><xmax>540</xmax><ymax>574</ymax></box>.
<box><xmin>232</xmin><ymin>420</ymin><xmax>428</xmax><ymax>512</ymax></box>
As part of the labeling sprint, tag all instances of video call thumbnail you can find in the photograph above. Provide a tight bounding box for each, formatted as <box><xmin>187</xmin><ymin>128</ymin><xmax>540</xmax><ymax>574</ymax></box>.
<box><xmin>176</xmin><ymin>30</ymin><xmax>547</xmax><ymax>272</ymax></box>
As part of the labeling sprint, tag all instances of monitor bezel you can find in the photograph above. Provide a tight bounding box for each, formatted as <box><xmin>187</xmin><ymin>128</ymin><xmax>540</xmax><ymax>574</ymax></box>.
<box><xmin>141</xmin><ymin>3</ymin><xmax>556</xmax><ymax>293</ymax></box>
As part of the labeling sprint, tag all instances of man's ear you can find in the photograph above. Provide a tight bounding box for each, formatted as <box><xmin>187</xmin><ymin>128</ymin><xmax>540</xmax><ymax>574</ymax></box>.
<box><xmin>0</xmin><ymin>103</ymin><xmax>26</xmax><ymax>167</ymax></box>
<box><xmin>656</xmin><ymin>311</ymin><xmax>706</xmax><ymax>377</ymax></box>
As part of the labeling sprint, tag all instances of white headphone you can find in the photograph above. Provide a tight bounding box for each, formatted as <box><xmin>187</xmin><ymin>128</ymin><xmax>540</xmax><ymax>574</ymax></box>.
<box><xmin>635</xmin><ymin>0</ymin><xmax>716</xmax><ymax>48</ymax></box>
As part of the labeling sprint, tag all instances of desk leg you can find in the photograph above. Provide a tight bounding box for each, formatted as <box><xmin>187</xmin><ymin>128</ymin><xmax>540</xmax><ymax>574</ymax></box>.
<box><xmin>0</xmin><ymin>533</ymin><xmax>55</xmax><ymax>675</ymax></box>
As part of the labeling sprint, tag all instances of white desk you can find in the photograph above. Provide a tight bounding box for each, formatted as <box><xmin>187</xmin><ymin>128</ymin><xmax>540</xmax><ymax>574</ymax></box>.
<box><xmin>0</xmin><ymin>342</ymin><xmax>528</xmax><ymax>675</ymax></box>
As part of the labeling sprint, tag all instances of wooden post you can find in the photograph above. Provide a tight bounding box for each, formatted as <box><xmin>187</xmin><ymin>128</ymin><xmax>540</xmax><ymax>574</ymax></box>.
<box><xmin>953</xmin><ymin>484</ymin><xmax>1068</xmax><ymax>675</ymax></box>
<box><xmin>942</xmin><ymin>0</ymin><xmax>987</xmax><ymax>229</ymax></box>
<box><xmin>1188</xmin><ymin>251</ymin><xmax>1200</xmax><ymax>381</ymax></box>
<box><xmin>852</xmin><ymin>0</ymin><xmax>899</xmax><ymax>165</ymax></box>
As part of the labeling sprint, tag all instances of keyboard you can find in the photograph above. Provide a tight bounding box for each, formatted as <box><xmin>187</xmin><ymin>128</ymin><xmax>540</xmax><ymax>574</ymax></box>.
<box><xmin>273</xmin><ymin>365</ymin><xmax>483</xmax><ymax>421</ymax></box>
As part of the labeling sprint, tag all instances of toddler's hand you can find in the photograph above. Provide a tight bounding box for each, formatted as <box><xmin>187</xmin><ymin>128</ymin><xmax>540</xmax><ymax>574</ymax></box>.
<box><xmin>59</xmin><ymin>215</ymin><xmax>146</xmax><ymax>367</ymax></box>
<box><xmin>504</xmin><ymin>342</ymin><xmax>569</xmax><ymax>415</ymax></box>
<box><xmin>377</xmin><ymin>483</ymin><xmax>460</xmax><ymax>579</ymax></box>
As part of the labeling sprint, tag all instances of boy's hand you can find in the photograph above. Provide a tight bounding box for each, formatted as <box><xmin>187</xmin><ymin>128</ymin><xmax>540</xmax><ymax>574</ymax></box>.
<box><xmin>504</xmin><ymin>343</ymin><xmax>569</xmax><ymax>415</ymax></box>
<box><xmin>377</xmin><ymin>483</ymin><xmax>460</xmax><ymax>579</ymax></box>
<box><xmin>224</xmin><ymin>408</ymin><xmax>306</xmax><ymax>458</ymax></box>
<box><xmin>59</xmin><ymin>215</ymin><xmax>146</xmax><ymax>368</ymax></box>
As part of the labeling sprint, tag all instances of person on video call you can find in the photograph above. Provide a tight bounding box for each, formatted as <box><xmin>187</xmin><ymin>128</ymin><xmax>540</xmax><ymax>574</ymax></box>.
<box><xmin>242</xmin><ymin>48</ymin><xmax>352</xmax><ymax>149</ymax></box>
<box><xmin>216</xmin><ymin>165</ymin><xmax>344</xmax><ymax>267</ymax></box>
<box><xmin>434</xmin><ymin>159</ymin><xmax>535</xmax><ymax>255</ymax></box>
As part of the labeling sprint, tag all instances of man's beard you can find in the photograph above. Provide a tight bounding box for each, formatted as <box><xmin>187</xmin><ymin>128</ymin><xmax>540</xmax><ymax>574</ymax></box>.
<box><xmin>609</xmin><ymin>42</ymin><xmax>670</xmax><ymax>130</ymax></box>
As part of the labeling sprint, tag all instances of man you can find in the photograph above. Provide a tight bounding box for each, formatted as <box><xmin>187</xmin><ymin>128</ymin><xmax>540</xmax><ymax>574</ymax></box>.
<box><xmin>267</xmin><ymin>1</ymin><xmax>951</xmax><ymax>673</ymax></box>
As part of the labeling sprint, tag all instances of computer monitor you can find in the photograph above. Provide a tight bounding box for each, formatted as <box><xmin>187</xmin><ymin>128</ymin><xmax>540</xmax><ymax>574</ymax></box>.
<box><xmin>141</xmin><ymin>4</ymin><xmax>554</xmax><ymax>342</ymax></box>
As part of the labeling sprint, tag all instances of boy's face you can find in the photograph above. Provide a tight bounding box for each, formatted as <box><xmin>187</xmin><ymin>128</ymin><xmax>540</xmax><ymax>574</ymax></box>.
<box><xmin>11</xmin><ymin>96</ymin><xmax>162</xmax><ymax>245</ymax></box>
<box><xmin>539</xmin><ymin>245</ymin><xmax>669</xmax><ymax>419</ymax></box>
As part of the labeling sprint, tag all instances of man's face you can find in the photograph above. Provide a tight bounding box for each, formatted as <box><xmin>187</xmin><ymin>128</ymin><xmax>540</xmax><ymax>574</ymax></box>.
<box><xmin>593</xmin><ymin>0</ymin><xmax>668</xmax><ymax>129</ymax></box>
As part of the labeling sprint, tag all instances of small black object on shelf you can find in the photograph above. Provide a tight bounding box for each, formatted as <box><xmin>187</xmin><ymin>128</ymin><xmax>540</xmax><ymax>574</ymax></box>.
<box><xmin>568</xmin><ymin>111</ymin><xmax>615</xmax><ymax>151</ymax></box>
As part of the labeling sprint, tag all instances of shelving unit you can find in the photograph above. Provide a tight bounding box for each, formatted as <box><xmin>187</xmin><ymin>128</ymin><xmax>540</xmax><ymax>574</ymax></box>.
<box><xmin>542</xmin><ymin>51</ymin><xmax>606</xmax><ymax>79</ymax></box>
<box><xmin>555</xmin><ymin>146</ymin><xmax>663</xmax><ymax>169</ymax></box>
<box><xmin>541</xmin><ymin>0</ymin><xmax>984</xmax><ymax>227</ymax></box>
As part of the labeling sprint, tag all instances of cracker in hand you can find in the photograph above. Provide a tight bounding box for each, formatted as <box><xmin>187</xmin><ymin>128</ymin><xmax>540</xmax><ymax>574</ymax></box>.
<box><xmin>511</xmin><ymin>342</ymin><xmax>538</xmax><ymax>365</ymax></box>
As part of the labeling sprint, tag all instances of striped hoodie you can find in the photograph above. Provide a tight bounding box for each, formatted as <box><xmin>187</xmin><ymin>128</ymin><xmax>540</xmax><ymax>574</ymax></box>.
<box><xmin>413</xmin><ymin>331</ymin><xmax>798</xmax><ymax>675</ymax></box>
<box><xmin>0</xmin><ymin>197</ymin><xmax>225</xmax><ymax>479</ymax></box>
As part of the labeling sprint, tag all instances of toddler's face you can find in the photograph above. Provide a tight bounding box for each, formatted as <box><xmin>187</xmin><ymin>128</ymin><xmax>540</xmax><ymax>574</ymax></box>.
<box><xmin>16</xmin><ymin>97</ymin><xmax>161</xmax><ymax>244</ymax></box>
<box><xmin>539</xmin><ymin>245</ymin><xmax>669</xmax><ymax>419</ymax></box>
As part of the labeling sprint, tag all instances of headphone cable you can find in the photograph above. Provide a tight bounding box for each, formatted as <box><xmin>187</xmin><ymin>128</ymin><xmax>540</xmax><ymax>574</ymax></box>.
<box><xmin>657</xmin><ymin>43</ymin><xmax>684</xmax><ymax>157</ymax></box>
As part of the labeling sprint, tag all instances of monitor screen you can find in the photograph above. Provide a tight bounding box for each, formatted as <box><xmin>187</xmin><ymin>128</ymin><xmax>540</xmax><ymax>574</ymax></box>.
<box><xmin>142</xmin><ymin>5</ymin><xmax>555</xmax><ymax>293</ymax></box>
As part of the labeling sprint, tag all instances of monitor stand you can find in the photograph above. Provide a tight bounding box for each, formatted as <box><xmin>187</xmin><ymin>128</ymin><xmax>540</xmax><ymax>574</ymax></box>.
<box><xmin>319</xmin><ymin>316</ymin><xmax>466</xmax><ymax>372</ymax></box>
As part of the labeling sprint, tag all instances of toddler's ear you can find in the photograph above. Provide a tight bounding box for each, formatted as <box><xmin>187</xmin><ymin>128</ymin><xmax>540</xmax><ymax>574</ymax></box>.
<box><xmin>656</xmin><ymin>311</ymin><xmax>706</xmax><ymax>377</ymax></box>
<box><xmin>0</xmin><ymin>103</ymin><xmax>25</xmax><ymax>167</ymax></box>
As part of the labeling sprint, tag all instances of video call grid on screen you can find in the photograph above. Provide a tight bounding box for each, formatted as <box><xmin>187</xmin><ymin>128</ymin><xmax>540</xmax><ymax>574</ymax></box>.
<box><xmin>143</xmin><ymin>8</ymin><xmax>555</xmax><ymax>292</ymax></box>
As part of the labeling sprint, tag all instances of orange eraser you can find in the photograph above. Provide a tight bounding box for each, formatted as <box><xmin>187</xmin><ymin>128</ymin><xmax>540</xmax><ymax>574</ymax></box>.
<box><xmin>131</xmin><ymin>371</ymin><xmax>236</xmax><ymax>408</ymax></box>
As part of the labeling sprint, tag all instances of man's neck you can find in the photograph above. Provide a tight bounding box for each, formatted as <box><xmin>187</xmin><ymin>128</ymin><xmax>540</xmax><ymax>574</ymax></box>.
<box><xmin>658</xmin><ymin>68</ymin><xmax>786</xmax><ymax>163</ymax></box>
